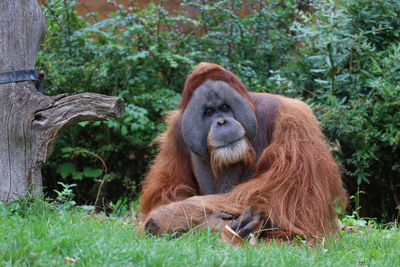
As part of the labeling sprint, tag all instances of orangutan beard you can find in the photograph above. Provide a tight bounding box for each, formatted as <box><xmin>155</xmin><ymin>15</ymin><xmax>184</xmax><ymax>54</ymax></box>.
<box><xmin>208</xmin><ymin>138</ymin><xmax>256</xmax><ymax>178</ymax></box>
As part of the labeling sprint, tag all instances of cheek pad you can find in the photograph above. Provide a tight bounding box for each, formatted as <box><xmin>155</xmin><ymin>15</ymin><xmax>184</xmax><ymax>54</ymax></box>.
<box><xmin>220</xmin><ymin>87</ymin><xmax>257</xmax><ymax>142</ymax></box>
<box><xmin>182</xmin><ymin>98</ymin><xmax>210</xmax><ymax>158</ymax></box>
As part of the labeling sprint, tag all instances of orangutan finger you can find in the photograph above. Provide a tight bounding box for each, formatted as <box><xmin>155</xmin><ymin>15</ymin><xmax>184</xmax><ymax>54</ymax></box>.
<box><xmin>232</xmin><ymin>208</ymin><xmax>253</xmax><ymax>232</ymax></box>
<box><xmin>237</xmin><ymin>212</ymin><xmax>264</xmax><ymax>238</ymax></box>
<box><xmin>144</xmin><ymin>218</ymin><xmax>161</xmax><ymax>235</ymax></box>
<box><xmin>217</xmin><ymin>212</ymin><xmax>235</xmax><ymax>220</ymax></box>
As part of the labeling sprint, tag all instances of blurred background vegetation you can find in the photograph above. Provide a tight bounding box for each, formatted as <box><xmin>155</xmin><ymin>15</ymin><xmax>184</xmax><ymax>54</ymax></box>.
<box><xmin>37</xmin><ymin>0</ymin><xmax>400</xmax><ymax>221</ymax></box>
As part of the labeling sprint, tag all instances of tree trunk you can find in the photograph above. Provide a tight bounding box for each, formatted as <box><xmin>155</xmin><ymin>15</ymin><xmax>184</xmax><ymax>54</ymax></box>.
<box><xmin>0</xmin><ymin>0</ymin><xmax>124</xmax><ymax>202</ymax></box>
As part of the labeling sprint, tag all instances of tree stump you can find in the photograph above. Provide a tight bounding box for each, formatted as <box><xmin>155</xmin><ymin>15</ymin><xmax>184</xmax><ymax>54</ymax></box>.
<box><xmin>0</xmin><ymin>0</ymin><xmax>124</xmax><ymax>201</ymax></box>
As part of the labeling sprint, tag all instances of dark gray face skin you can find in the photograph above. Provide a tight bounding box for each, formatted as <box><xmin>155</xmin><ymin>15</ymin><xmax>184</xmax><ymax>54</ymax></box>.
<box><xmin>182</xmin><ymin>79</ymin><xmax>257</xmax><ymax>194</ymax></box>
<box><xmin>182</xmin><ymin>80</ymin><xmax>257</xmax><ymax>159</ymax></box>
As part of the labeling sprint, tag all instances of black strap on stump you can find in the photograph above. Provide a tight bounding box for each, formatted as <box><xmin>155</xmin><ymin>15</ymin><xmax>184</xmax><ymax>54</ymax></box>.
<box><xmin>0</xmin><ymin>69</ymin><xmax>45</xmax><ymax>94</ymax></box>
<box><xmin>0</xmin><ymin>69</ymin><xmax>38</xmax><ymax>84</ymax></box>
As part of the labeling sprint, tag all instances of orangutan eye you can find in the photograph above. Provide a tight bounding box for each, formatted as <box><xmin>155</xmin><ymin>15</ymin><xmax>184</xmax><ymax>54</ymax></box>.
<box><xmin>219</xmin><ymin>104</ymin><xmax>230</xmax><ymax>112</ymax></box>
<box><xmin>204</xmin><ymin>108</ymin><xmax>214</xmax><ymax>116</ymax></box>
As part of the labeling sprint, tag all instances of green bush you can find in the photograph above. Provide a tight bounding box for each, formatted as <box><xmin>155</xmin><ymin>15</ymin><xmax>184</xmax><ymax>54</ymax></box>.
<box><xmin>37</xmin><ymin>0</ymin><xmax>399</xmax><ymax>220</ymax></box>
<box><xmin>281</xmin><ymin>0</ymin><xmax>400</xmax><ymax>220</ymax></box>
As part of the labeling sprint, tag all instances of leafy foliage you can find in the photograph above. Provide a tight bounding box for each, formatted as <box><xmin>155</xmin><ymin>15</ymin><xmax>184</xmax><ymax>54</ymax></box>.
<box><xmin>37</xmin><ymin>0</ymin><xmax>400</xmax><ymax>220</ymax></box>
<box><xmin>280</xmin><ymin>0</ymin><xmax>400</xmax><ymax>220</ymax></box>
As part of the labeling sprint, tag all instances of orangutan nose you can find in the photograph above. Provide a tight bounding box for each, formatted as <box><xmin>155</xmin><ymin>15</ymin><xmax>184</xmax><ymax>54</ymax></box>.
<box><xmin>217</xmin><ymin>118</ymin><xmax>227</xmax><ymax>126</ymax></box>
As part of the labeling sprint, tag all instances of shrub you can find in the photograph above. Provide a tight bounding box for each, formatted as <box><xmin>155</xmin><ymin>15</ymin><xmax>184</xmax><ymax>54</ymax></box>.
<box><xmin>38</xmin><ymin>0</ymin><xmax>400</xmax><ymax>220</ymax></box>
<box><xmin>282</xmin><ymin>0</ymin><xmax>400</xmax><ymax>220</ymax></box>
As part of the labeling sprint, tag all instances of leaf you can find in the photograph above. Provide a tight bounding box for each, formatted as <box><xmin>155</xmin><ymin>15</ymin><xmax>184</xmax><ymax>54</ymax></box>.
<box><xmin>78</xmin><ymin>121</ymin><xmax>89</xmax><ymax>127</ymax></box>
<box><xmin>220</xmin><ymin>225</ymin><xmax>244</xmax><ymax>246</ymax></box>
<box><xmin>325</xmin><ymin>55</ymin><xmax>332</xmax><ymax>68</ymax></box>
<box><xmin>9</xmin><ymin>202</ymin><xmax>21</xmax><ymax>212</ymax></box>
<box><xmin>121</xmin><ymin>125</ymin><xmax>128</xmax><ymax>136</ymax></box>
<box><xmin>0</xmin><ymin>201</ymin><xmax>12</xmax><ymax>216</ymax></box>
<box><xmin>127</xmin><ymin>51</ymin><xmax>150</xmax><ymax>62</ymax></box>
<box><xmin>61</xmin><ymin>147</ymin><xmax>76</xmax><ymax>154</ymax></box>
<box><xmin>314</xmin><ymin>79</ymin><xmax>329</xmax><ymax>84</ymax></box>
<box><xmin>73</xmin><ymin>172</ymin><xmax>84</xmax><ymax>180</ymax></box>
<box><xmin>310</xmin><ymin>68</ymin><xmax>327</xmax><ymax>73</ymax></box>
<box><xmin>249</xmin><ymin>233</ymin><xmax>258</xmax><ymax>247</ymax></box>
<box><xmin>57</xmin><ymin>163</ymin><xmax>76</xmax><ymax>179</ymax></box>
<box><xmin>80</xmin><ymin>205</ymin><xmax>95</xmax><ymax>211</ymax></box>
<box><xmin>83</xmin><ymin>167</ymin><xmax>103</xmax><ymax>178</ymax></box>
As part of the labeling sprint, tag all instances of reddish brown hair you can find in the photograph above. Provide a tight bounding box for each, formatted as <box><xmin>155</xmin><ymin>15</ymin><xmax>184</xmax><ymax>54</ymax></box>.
<box><xmin>139</xmin><ymin>111</ymin><xmax>197</xmax><ymax>216</ymax></box>
<box><xmin>138</xmin><ymin>64</ymin><xmax>348</xmax><ymax>241</ymax></box>
<box><xmin>178</xmin><ymin>62</ymin><xmax>254</xmax><ymax>111</ymax></box>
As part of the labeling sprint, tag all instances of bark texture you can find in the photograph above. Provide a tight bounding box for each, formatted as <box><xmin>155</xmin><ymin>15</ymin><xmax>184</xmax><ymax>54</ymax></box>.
<box><xmin>0</xmin><ymin>0</ymin><xmax>124</xmax><ymax>201</ymax></box>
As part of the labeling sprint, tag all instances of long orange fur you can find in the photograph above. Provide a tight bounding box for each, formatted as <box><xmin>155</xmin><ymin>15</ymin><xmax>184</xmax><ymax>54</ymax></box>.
<box><xmin>139</xmin><ymin>62</ymin><xmax>347</xmax><ymax>240</ymax></box>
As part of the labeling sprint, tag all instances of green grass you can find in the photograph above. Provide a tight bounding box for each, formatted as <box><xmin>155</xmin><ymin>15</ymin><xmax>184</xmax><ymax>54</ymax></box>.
<box><xmin>1</xmin><ymin>199</ymin><xmax>399</xmax><ymax>266</ymax></box>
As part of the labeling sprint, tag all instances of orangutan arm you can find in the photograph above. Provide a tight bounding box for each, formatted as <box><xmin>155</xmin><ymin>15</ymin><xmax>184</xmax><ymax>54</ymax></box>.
<box><xmin>139</xmin><ymin>111</ymin><xmax>198</xmax><ymax>218</ymax></box>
